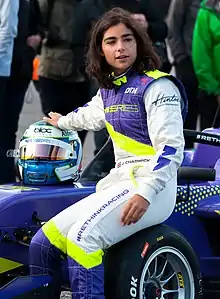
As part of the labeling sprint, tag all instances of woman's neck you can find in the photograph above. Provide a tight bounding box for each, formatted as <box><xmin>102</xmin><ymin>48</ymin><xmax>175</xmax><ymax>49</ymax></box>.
<box><xmin>112</xmin><ymin>66</ymin><xmax>132</xmax><ymax>79</ymax></box>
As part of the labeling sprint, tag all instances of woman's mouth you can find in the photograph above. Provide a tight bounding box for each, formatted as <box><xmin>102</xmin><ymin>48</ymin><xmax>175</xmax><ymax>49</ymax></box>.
<box><xmin>116</xmin><ymin>55</ymin><xmax>129</xmax><ymax>60</ymax></box>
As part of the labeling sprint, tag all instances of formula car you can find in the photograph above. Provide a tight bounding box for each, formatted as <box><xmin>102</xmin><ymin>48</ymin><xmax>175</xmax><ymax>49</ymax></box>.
<box><xmin>0</xmin><ymin>127</ymin><xmax>220</xmax><ymax>299</ymax></box>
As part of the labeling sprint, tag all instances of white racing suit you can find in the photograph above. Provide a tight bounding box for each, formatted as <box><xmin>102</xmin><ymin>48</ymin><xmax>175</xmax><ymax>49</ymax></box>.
<box><xmin>29</xmin><ymin>69</ymin><xmax>187</xmax><ymax>298</ymax></box>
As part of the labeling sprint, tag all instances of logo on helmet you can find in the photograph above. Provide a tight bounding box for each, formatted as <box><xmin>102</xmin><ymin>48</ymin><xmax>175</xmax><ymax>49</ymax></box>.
<box><xmin>34</xmin><ymin>128</ymin><xmax>52</xmax><ymax>134</ymax></box>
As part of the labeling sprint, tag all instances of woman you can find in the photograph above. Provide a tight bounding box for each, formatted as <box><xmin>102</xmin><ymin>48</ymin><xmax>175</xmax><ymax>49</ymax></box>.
<box><xmin>29</xmin><ymin>7</ymin><xmax>187</xmax><ymax>298</ymax></box>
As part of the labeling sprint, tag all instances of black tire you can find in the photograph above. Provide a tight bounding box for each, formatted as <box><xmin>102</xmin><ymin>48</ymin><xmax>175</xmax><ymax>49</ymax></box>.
<box><xmin>104</xmin><ymin>224</ymin><xmax>203</xmax><ymax>299</ymax></box>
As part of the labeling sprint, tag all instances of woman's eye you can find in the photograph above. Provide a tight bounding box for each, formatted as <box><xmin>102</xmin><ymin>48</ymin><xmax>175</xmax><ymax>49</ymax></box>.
<box><xmin>124</xmin><ymin>38</ymin><xmax>133</xmax><ymax>42</ymax></box>
<box><xmin>107</xmin><ymin>40</ymin><xmax>116</xmax><ymax>45</ymax></box>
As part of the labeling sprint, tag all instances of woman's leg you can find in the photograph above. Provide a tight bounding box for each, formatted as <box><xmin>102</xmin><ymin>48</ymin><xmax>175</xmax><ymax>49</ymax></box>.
<box><xmin>65</xmin><ymin>178</ymin><xmax>176</xmax><ymax>298</ymax></box>
<box><xmin>68</xmin><ymin>257</ymin><xmax>104</xmax><ymax>299</ymax></box>
<box><xmin>30</xmin><ymin>175</ymin><xmax>176</xmax><ymax>298</ymax></box>
<box><xmin>29</xmin><ymin>195</ymin><xmax>95</xmax><ymax>296</ymax></box>
<box><xmin>29</xmin><ymin>228</ymin><xmax>63</xmax><ymax>298</ymax></box>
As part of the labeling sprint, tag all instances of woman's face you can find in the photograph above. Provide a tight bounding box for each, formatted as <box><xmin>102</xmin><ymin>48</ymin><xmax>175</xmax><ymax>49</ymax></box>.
<box><xmin>101</xmin><ymin>23</ymin><xmax>137</xmax><ymax>75</ymax></box>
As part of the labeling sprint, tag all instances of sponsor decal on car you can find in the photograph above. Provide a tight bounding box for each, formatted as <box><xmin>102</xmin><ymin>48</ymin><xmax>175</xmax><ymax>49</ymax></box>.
<box><xmin>196</xmin><ymin>133</ymin><xmax>220</xmax><ymax>144</ymax></box>
<box><xmin>0</xmin><ymin>185</ymin><xmax>40</xmax><ymax>191</ymax></box>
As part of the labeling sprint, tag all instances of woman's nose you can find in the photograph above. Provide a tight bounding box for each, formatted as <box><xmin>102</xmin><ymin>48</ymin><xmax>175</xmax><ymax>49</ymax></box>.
<box><xmin>116</xmin><ymin>40</ymin><xmax>125</xmax><ymax>52</ymax></box>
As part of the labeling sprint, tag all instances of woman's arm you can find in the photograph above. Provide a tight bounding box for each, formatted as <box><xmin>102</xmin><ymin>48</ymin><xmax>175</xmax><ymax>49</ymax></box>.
<box><xmin>136</xmin><ymin>78</ymin><xmax>184</xmax><ymax>203</ymax></box>
<box><xmin>57</xmin><ymin>89</ymin><xmax>106</xmax><ymax>131</ymax></box>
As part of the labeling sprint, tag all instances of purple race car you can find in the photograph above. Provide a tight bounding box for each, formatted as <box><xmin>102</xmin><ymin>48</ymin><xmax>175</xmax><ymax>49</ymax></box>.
<box><xmin>0</xmin><ymin>128</ymin><xmax>220</xmax><ymax>299</ymax></box>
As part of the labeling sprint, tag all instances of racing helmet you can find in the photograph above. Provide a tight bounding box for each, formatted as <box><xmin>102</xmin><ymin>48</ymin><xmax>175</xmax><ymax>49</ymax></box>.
<box><xmin>17</xmin><ymin>121</ymin><xmax>82</xmax><ymax>185</ymax></box>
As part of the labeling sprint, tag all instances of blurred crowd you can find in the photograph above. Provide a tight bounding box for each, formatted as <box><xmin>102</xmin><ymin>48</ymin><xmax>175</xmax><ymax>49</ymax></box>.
<box><xmin>0</xmin><ymin>0</ymin><xmax>219</xmax><ymax>184</ymax></box>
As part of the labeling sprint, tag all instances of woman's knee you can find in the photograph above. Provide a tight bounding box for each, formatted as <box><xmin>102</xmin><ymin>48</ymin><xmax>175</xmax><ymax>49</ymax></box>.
<box><xmin>30</xmin><ymin>228</ymin><xmax>49</xmax><ymax>254</ymax></box>
<box><xmin>67</xmin><ymin>223</ymin><xmax>102</xmax><ymax>258</ymax></box>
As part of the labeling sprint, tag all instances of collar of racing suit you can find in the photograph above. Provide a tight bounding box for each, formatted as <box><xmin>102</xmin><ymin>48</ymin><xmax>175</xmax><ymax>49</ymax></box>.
<box><xmin>111</xmin><ymin>66</ymin><xmax>134</xmax><ymax>86</ymax></box>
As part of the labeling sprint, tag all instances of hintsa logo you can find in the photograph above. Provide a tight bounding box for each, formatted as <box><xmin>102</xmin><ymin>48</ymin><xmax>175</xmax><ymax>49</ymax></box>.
<box><xmin>152</xmin><ymin>94</ymin><xmax>180</xmax><ymax>107</ymax></box>
<box><xmin>153</xmin><ymin>145</ymin><xmax>177</xmax><ymax>171</ymax></box>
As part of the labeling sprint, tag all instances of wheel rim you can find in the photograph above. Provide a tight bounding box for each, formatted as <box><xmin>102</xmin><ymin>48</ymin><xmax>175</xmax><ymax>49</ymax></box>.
<box><xmin>139</xmin><ymin>246</ymin><xmax>195</xmax><ymax>299</ymax></box>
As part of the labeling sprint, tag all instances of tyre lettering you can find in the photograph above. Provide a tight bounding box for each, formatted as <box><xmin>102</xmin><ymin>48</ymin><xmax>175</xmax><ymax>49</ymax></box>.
<box><xmin>177</xmin><ymin>272</ymin><xmax>184</xmax><ymax>288</ymax></box>
<box><xmin>156</xmin><ymin>236</ymin><xmax>164</xmax><ymax>242</ymax></box>
<box><xmin>130</xmin><ymin>276</ymin><xmax>138</xmax><ymax>298</ymax></box>
<box><xmin>198</xmin><ymin>274</ymin><xmax>203</xmax><ymax>296</ymax></box>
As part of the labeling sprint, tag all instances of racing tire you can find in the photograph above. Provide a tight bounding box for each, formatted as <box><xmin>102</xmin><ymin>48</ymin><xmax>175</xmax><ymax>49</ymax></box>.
<box><xmin>104</xmin><ymin>224</ymin><xmax>203</xmax><ymax>299</ymax></box>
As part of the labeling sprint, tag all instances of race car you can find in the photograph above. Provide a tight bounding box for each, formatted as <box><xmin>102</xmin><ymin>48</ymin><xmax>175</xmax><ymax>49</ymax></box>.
<box><xmin>0</xmin><ymin>127</ymin><xmax>220</xmax><ymax>299</ymax></box>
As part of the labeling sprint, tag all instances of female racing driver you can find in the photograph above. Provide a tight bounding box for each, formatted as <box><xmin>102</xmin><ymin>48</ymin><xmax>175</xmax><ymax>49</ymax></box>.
<box><xmin>29</xmin><ymin>7</ymin><xmax>187</xmax><ymax>299</ymax></box>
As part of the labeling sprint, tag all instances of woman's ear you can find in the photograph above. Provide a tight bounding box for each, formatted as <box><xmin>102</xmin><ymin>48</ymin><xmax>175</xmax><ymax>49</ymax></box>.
<box><xmin>98</xmin><ymin>42</ymin><xmax>106</xmax><ymax>56</ymax></box>
<box><xmin>99</xmin><ymin>47</ymin><xmax>105</xmax><ymax>57</ymax></box>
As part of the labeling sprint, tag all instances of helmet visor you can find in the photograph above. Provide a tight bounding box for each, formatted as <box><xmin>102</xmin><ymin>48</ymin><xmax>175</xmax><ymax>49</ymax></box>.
<box><xmin>19</xmin><ymin>143</ymin><xmax>74</xmax><ymax>161</ymax></box>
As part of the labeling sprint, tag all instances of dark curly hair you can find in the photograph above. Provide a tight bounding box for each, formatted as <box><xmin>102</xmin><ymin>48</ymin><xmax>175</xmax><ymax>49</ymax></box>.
<box><xmin>86</xmin><ymin>7</ymin><xmax>161</xmax><ymax>89</ymax></box>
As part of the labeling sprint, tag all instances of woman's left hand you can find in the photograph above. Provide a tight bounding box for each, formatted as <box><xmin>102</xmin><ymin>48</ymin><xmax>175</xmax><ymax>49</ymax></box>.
<box><xmin>121</xmin><ymin>194</ymin><xmax>150</xmax><ymax>226</ymax></box>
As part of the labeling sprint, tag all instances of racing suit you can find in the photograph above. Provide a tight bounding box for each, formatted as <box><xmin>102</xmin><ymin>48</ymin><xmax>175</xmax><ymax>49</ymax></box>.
<box><xmin>29</xmin><ymin>69</ymin><xmax>187</xmax><ymax>298</ymax></box>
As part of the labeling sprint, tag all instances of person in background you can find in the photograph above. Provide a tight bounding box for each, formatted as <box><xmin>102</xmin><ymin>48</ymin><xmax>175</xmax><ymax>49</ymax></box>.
<box><xmin>36</xmin><ymin>0</ymin><xmax>89</xmax><ymax>145</ymax></box>
<box><xmin>192</xmin><ymin>0</ymin><xmax>220</xmax><ymax>129</ymax></box>
<box><xmin>167</xmin><ymin>0</ymin><xmax>200</xmax><ymax>148</ymax></box>
<box><xmin>0</xmin><ymin>0</ymin><xmax>19</xmax><ymax>110</ymax></box>
<box><xmin>0</xmin><ymin>0</ymin><xmax>43</xmax><ymax>184</ymax></box>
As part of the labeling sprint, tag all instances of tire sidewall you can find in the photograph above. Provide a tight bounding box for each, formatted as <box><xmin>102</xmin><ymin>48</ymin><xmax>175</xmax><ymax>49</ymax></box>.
<box><xmin>113</xmin><ymin>225</ymin><xmax>203</xmax><ymax>299</ymax></box>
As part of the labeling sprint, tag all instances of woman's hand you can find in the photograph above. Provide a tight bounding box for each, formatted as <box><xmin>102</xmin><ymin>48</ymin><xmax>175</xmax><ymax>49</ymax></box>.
<box><xmin>43</xmin><ymin>112</ymin><xmax>62</xmax><ymax>128</ymax></box>
<box><xmin>121</xmin><ymin>194</ymin><xmax>150</xmax><ymax>226</ymax></box>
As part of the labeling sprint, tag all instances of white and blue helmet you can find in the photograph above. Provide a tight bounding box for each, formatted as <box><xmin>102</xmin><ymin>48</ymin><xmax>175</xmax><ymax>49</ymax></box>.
<box><xmin>17</xmin><ymin>121</ymin><xmax>82</xmax><ymax>185</ymax></box>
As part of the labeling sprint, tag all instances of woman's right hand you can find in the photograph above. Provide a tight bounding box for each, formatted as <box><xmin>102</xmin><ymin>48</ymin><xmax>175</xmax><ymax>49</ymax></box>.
<box><xmin>43</xmin><ymin>112</ymin><xmax>63</xmax><ymax>128</ymax></box>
